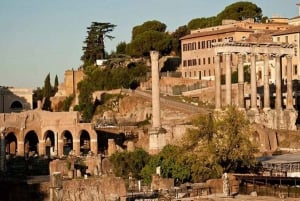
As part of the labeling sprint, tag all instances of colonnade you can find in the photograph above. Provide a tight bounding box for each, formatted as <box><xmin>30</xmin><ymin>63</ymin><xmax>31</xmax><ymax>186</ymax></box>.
<box><xmin>214</xmin><ymin>42</ymin><xmax>295</xmax><ymax>111</ymax></box>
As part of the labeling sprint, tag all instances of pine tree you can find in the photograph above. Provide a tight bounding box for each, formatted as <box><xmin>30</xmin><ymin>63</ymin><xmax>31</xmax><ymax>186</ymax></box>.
<box><xmin>81</xmin><ymin>22</ymin><xmax>116</xmax><ymax>66</ymax></box>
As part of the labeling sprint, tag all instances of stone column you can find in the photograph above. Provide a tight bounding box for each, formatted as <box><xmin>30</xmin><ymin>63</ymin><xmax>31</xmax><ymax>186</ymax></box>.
<box><xmin>237</xmin><ymin>54</ymin><xmax>245</xmax><ymax>109</ymax></box>
<box><xmin>0</xmin><ymin>128</ymin><xmax>6</xmax><ymax>172</ymax></box>
<box><xmin>263</xmin><ymin>54</ymin><xmax>270</xmax><ymax>110</ymax></box>
<box><xmin>225</xmin><ymin>53</ymin><xmax>232</xmax><ymax>106</ymax></box>
<box><xmin>50</xmin><ymin>172</ymin><xmax>63</xmax><ymax>201</ymax></box>
<box><xmin>17</xmin><ymin>141</ymin><xmax>24</xmax><ymax>156</ymax></box>
<box><xmin>54</xmin><ymin>132</ymin><xmax>58</xmax><ymax>156</ymax></box>
<box><xmin>38</xmin><ymin>141</ymin><xmax>45</xmax><ymax>156</ymax></box>
<box><xmin>90</xmin><ymin>138</ymin><xmax>98</xmax><ymax>155</ymax></box>
<box><xmin>150</xmin><ymin>51</ymin><xmax>161</xmax><ymax>128</ymax></box>
<box><xmin>73</xmin><ymin>139</ymin><xmax>80</xmax><ymax>156</ymax></box>
<box><xmin>286</xmin><ymin>55</ymin><xmax>294</xmax><ymax>110</ymax></box>
<box><xmin>275</xmin><ymin>55</ymin><xmax>282</xmax><ymax>110</ymax></box>
<box><xmin>215</xmin><ymin>54</ymin><xmax>222</xmax><ymax>110</ymax></box>
<box><xmin>250</xmin><ymin>53</ymin><xmax>257</xmax><ymax>110</ymax></box>
<box><xmin>57</xmin><ymin>139</ymin><xmax>63</xmax><ymax>157</ymax></box>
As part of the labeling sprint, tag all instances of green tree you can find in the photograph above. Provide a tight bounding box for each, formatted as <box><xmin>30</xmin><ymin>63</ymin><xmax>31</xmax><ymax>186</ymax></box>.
<box><xmin>141</xmin><ymin>145</ymin><xmax>191</xmax><ymax>185</ymax></box>
<box><xmin>217</xmin><ymin>1</ymin><xmax>262</xmax><ymax>22</ymax></box>
<box><xmin>127</xmin><ymin>20</ymin><xmax>173</xmax><ymax>57</ymax></box>
<box><xmin>171</xmin><ymin>25</ymin><xmax>190</xmax><ymax>55</ymax></box>
<box><xmin>109</xmin><ymin>148</ymin><xmax>150</xmax><ymax>179</ymax></box>
<box><xmin>81</xmin><ymin>22</ymin><xmax>116</xmax><ymax>66</ymax></box>
<box><xmin>187</xmin><ymin>2</ymin><xmax>263</xmax><ymax>30</ymax></box>
<box><xmin>127</xmin><ymin>30</ymin><xmax>173</xmax><ymax>57</ymax></box>
<box><xmin>53</xmin><ymin>74</ymin><xmax>59</xmax><ymax>94</ymax></box>
<box><xmin>132</xmin><ymin>20</ymin><xmax>166</xmax><ymax>40</ymax></box>
<box><xmin>183</xmin><ymin>106</ymin><xmax>258</xmax><ymax>182</ymax></box>
<box><xmin>43</xmin><ymin>73</ymin><xmax>52</xmax><ymax>111</ymax></box>
<box><xmin>116</xmin><ymin>41</ymin><xmax>127</xmax><ymax>54</ymax></box>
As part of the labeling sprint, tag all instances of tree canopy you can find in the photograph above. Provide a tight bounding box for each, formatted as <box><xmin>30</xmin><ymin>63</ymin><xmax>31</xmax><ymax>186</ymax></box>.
<box><xmin>187</xmin><ymin>1</ymin><xmax>263</xmax><ymax>30</ymax></box>
<box><xmin>81</xmin><ymin>22</ymin><xmax>116</xmax><ymax>66</ymax></box>
<box><xmin>126</xmin><ymin>20</ymin><xmax>174</xmax><ymax>57</ymax></box>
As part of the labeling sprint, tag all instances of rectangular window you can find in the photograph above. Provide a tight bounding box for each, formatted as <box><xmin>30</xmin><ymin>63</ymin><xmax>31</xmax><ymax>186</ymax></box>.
<box><xmin>294</xmin><ymin>65</ymin><xmax>298</xmax><ymax>75</ymax></box>
<box><xmin>203</xmin><ymin>58</ymin><xmax>206</xmax><ymax>65</ymax></box>
<box><xmin>183</xmin><ymin>60</ymin><xmax>187</xmax><ymax>67</ymax></box>
<box><xmin>208</xmin><ymin>57</ymin><xmax>211</xmax><ymax>64</ymax></box>
<box><xmin>198</xmin><ymin>42</ymin><xmax>201</xmax><ymax>49</ymax></box>
<box><xmin>199</xmin><ymin>71</ymin><xmax>201</xmax><ymax>79</ymax></box>
<box><xmin>207</xmin><ymin>40</ymin><xmax>211</xmax><ymax>48</ymax></box>
<box><xmin>198</xmin><ymin>59</ymin><xmax>201</xmax><ymax>65</ymax></box>
<box><xmin>202</xmin><ymin>41</ymin><xmax>206</xmax><ymax>49</ymax></box>
<box><xmin>193</xmin><ymin>59</ymin><xmax>197</xmax><ymax>66</ymax></box>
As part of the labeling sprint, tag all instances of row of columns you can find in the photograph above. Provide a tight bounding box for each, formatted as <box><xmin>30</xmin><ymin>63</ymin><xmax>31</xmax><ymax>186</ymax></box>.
<box><xmin>215</xmin><ymin>53</ymin><xmax>294</xmax><ymax>111</ymax></box>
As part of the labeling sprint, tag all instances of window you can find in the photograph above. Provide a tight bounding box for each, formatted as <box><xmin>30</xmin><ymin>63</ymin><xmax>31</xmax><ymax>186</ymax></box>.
<box><xmin>199</xmin><ymin>71</ymin><xmax>201</xmax><ymax>79</ymax></box>
<box><xmin>207</xmin><ymin>40</ymin><xmax>211</xmax><ymax>48</ymax></box>
<box><xmin>183</xmin><ymin>60</ymin><xmax>187</xmax><ymax>67</ymax></box>
<box><xmin>193</xmin><ymin>59</ymin><xmax>197</xmax><ymax>66</ymax></box>
<box><xmin>208</xmin><ymin>57</ymin><xmax>211</xmax><ymax>64</ymax></box>
<box><xmin>202</xmin><ymin>41</ymin><xmax>206</xmax><ymax>49</ymax></box>
<box><xmin>198</xmin><ymin>59</ymin><xmax>201</xmax><ymax>65</ymax></box>
<box><xmin>294</xmin><ymin>65</ymin><xmax>298</xmax><ymax>75</ymax></box>
<box><xmin>203</xmin><ymin>58</ymin><xmax>206</xmax><ymax>65</ymax></box>
<box><xmin>198</xmin><ymin>42</ymin><xmax>201</xmax><ymax>49</ymax></box>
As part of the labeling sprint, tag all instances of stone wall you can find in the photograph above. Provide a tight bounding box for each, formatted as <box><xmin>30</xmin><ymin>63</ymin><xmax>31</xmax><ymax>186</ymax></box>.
<box><xmin>62</xmin><ymin>177</ymin><xmax>126</xmax><ymax>201</ymax></box>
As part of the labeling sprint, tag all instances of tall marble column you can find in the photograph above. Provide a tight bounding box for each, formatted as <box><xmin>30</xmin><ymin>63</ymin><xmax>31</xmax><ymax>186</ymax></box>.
<box><xmin>250</xmin><ymin>53</ymin><xmax>258</xmax><ymax>110</ymax></box>
<box><xmin>286</xmin><ymin>55</ymin><xmax>294</xmax><ymax>110</ymax></box>
<box><xmin>225</xmin><ymin>53</ymin><xmax>232</xmax><ymax>106</ymax></box>
<box><xmin>275</xmin><ymin>54</ymin><xmax>282</xmax><ymax>110</ymax></box>
<box><xmin>149</xmin><ymin>51</ymin><xmax>165</xmax><ymax>154</ymax></box>
<box><xmin>237</xmin><ymin>54</ymin><xmax>245</xmax><ymax>109</ymax></box>
<box><xmin>215</xmin><ymin>54</ymin><xmax>221</xmax><ymax>110</ymax></box>
<box><xmin>151</xmin><ymin>51</ymin><xmax>161</xmax><ymax>128</ymax></box>
<box><xmin>263</xmin><ymin>54</ymin><xmax>270</xmax><ymax>110</ymax></box>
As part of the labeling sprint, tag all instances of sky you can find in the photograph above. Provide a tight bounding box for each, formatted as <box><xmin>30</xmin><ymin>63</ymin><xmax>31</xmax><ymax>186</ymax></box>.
<box><xmin>1</xmin><ymin>0</ymin><xmax>300</xmax><ymax>89</ymax></box>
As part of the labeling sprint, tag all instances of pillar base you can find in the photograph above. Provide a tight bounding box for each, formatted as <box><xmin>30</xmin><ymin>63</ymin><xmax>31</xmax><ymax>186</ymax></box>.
<box><xmin>149</xmin><ymin>127</ymin><xmax>167</xmax><ymax>155</ymax></box>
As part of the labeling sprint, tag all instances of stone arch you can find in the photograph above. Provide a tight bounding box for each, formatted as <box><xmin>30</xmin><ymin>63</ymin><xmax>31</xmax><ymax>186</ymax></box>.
<box><xmin>5</xmin><ymin>132</ymin><xmax>17</xmax><ymax>155</ymax></box>
<box><xmin>10</xmin><ymin>100</ymin><xmax>23</xmax><ymax>112</ymax></box>
<box><xmin>79</xmin><ymin>130</ymin><xmax>90</xmax><ymax>155</ymax></box>
<box><xmin>44</xmin><ymin>130</ymin><xmax>55</xmax><ymax>158</ymax></box>
<box><xmin>62</xmin><ymin>130</ymin><xmax>73</xmax><ymax>155</ymax></box>
<box><xmin>24</xmin><ymin>130</ymin><xmax>39</xmax><ymax>157</ymax></box>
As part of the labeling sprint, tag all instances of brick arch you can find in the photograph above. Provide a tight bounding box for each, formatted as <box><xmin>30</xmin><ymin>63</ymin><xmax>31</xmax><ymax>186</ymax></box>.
<box><xmin>5</xmin><ymin>132</ymin><xmax>17</xmax><ymax>155</ymax></box>
<box><xmin>61</xmin><ymin>130</ymin><xmax>73</xmax><ymax>155</ymax></box>
<box><xmin>24</xmin><ymin>130</ymin><xmax>39</xmax><ymax>156</ymax></box>
<box><xmin>79</xmin><ymin>129</ymin><xmax>91</xmax><ymax>155</ymax></box>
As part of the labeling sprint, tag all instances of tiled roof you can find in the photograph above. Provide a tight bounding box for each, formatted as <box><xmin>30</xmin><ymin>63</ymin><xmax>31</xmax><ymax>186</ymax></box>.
<box><xmin>272</xmin><ymin>25</ymin><xmax>300</xmax><ymax>36</ymax></box>
<box><xmin>180</xmin><ymin>27</ymin><xmax>254</xmax><ymax>40</ymax></box>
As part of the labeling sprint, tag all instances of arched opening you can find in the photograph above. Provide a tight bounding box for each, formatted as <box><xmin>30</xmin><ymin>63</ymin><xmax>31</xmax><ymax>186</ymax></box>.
<box><xmin>5</xmin><ymin>132</ymin><xmax>17</xmax><ymax>156</ymax></box>
<box><xmin>80</xmin><ymin>130</ymin><xmax>90</xmax><ymax>155</ymax></box>
<box><xmin>10</xmin><ymin>100</ymin><xmax>23</xmax><ymax>112</ymax></box>
<box><xmin>24</xmin><ymin>131</ymin><xmax>39</xmax><ymax>157</ymax></box>
<box><xmin>63</xmin><ymin>131</ymin><xmax>73</xmax><ymax>155</ymax></box>
<box><xmin>44</xmin><ymin>131</ymin><xmax>55</xmax><ymax>158</ymax></box>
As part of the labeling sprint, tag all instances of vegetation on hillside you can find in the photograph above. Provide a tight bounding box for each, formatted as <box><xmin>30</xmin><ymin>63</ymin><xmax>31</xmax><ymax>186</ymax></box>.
<box><xmin>109</xmin><ymin>106</ymin><xmax>259</xmax><ymax>184</ymax></box>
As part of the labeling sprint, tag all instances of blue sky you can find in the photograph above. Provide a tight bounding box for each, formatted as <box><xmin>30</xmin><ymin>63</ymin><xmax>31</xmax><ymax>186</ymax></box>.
<box><xmin>0</xmin><ymin>0</ymin><xmax>299</xmax><ymax>89</ymax></box>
